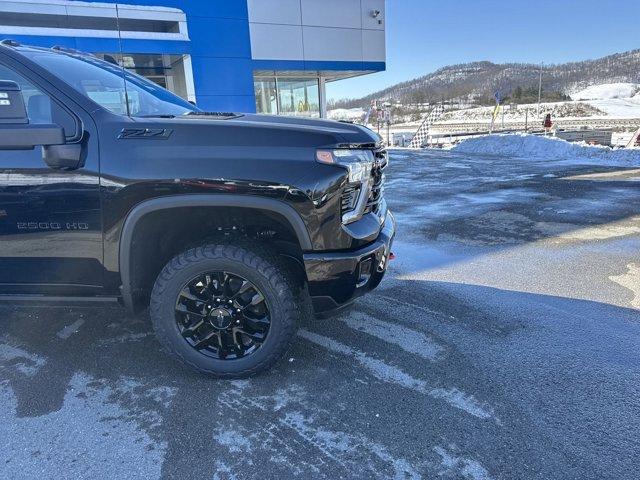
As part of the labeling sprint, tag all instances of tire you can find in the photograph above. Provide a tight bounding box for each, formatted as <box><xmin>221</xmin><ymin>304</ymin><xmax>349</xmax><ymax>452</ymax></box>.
<box><xmin>150</xmin><ymin>243</ymin><xmax>300</xmax><ymax>378</ymax></box>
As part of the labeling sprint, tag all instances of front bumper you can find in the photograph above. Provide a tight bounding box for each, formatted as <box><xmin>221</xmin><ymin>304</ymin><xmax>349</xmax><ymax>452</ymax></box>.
<box><xmin>303</xmin><ymin>212</ymin><xmax>396</xmax><ymax>314</ymax></box>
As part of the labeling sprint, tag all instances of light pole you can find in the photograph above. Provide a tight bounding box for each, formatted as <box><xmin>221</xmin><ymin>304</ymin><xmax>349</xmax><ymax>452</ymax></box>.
<box><xmin>537</xmin><ymin>62</ymin><xmax>543</xmax><ymax>119</ymax></box>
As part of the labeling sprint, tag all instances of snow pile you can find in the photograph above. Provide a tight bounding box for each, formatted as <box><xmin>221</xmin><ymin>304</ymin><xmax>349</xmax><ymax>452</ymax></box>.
<box><xmin>451</xmin><ymin>134</ymin><xmax>640</xmax><ymax>166</ymax></box>
<box><xmin>327</xmin><ymin>108</ymin><xmax>366</xmax><ymax>122</ymax></box>
<box><xmin>571</xmin><ymin>83</ymin><xmax>640</xmax><ymax>101</ymax></box>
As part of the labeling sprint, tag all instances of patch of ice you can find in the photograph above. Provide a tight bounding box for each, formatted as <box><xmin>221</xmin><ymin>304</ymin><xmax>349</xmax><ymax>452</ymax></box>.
<box><xmin>212</xmin><ymin>460</ymin><xmax>239</xmax><ymax>480</ymax></box>
<box><xmin>298</xmin><ymin>329</ymin><xmax>494</xmax><ymax>420</ymax></box>
<box><xmin>341</xmin><ymin>311</ymin><xmax>444</xmax><ymax>361</ymax></box>
<box><xmin>434</xmin><ymin>446</ymin><xmax>494</xmax><ymax>480</ymax></box>
<box><xmin>0</xmin><ymin>342</ymin><xmax>46</xmax><ymax>377</ymax></box>
<box><xmin>282</xmin><ymin>411</ymin><xmax>421</xmax><ymax>479</ymax></box>
<box><xmin>609</xmin><ymin>263</ymin><xmax>640</xmax><ymax>309</ymax></box>
<box><xmin>99</xmin><ymin>331</ymin><xmax>154</xmax><ymax>345</ymax></box>
<box><xmin>56</xmin><ymin>318</ymin><xmax>85</xmax><ymax>339</ymax></box>
<box><xmin>213</xmin><ymin>428</ymin><xmax>253</xmax><ymax>454</ymax></box>
<box><xmin>0</xmin><ymin>373</ymin><xmax>166</xmax><ymax>478</ymax></box>
<box><xmin>536</xmin><ymin>216</ymin><xmax>640</xmax><ymax>242</ymax></box>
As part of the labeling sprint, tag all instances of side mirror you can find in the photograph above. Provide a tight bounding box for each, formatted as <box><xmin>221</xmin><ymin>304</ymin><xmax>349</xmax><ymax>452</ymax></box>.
<box><xmin>0</xmin><ymin>80</ymin><xmax>65</xmax><ymax>150</ymax></box>
<box><xmin>42</xmin><ymin>143</ymin><xmax>84</xmax><ymax>170</ymax></box>
<box><xmin>0</xmin><ymin>80</ymin><xmax>83</xmax><ymax>170</ymax></box>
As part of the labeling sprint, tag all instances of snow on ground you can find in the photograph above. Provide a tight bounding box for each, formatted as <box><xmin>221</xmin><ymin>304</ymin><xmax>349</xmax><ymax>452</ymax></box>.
<box><xmin>327</xmin><ymin>108</ymin><xmax>365</xmax><ymax>122</ymax></box>
<box><xmin>435</xmin><ymin>97</ymin><xmax>640</xmax><ymax>123</ymax></box>
<box><xmin>571</xmin><ymin>83</ymin><xmax>640</xmax><ymax>101</ymax></box>
<box><xmin>437</xmin><ymin>102</ymin><xmax>605</xmax><ymax>123</ymax></box>
<box><xmin>451</xmin><ymin>133</ymin><xmax>640</xmax><ymax>166</ymax></box>
<box><xmin>587</xmin><ymin>98</ymin><xmax>640</xmax><ymax>118</ymax></box>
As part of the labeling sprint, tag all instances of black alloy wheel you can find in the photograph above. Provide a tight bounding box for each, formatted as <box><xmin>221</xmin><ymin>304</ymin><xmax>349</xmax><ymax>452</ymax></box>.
<box><xmin>150</xmin><ymin>243</ymin><xmax>299</xmax><ymax>377</ymax></box>
<box><xmin>175</xmin><ymin>271</ymin><xmax>271</xmax><ymax>359</ymax></box>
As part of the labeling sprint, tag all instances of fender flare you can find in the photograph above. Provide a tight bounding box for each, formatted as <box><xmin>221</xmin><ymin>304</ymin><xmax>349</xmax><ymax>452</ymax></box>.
<box><xmin>118</xmin><ymin>194</ymin><xmax>312</xmax><ymax>312</ymax></box>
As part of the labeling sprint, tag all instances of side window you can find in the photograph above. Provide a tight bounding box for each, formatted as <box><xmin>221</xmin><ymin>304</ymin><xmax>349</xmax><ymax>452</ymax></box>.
<box><xmin>0</xmin><ymin>63</ymin><xmax>77</xmax><ymax>138</ymax></box>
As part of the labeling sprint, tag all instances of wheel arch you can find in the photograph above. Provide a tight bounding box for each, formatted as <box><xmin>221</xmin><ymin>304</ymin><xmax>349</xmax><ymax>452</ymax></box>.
<box><xmin>118</xmin><ymin>194</ymin><xmax>312</xmax><ymax>313</ymax></box>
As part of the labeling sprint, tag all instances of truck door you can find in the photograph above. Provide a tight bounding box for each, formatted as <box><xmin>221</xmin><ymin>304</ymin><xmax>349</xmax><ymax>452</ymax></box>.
<box><xmin>0</xmin><ymin>58</ymin><xmax>104</xmax><ymax>295</ymax></box>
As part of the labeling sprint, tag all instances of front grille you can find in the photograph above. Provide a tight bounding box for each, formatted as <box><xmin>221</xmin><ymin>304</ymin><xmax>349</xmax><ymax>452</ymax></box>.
<box><xmin>364</xmin><ymin>149</ymin><xmax>388</xmax><ymax>215</ymax></box>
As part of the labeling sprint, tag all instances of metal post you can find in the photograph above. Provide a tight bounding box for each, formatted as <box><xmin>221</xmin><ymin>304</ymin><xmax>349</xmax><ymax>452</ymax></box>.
<box><xmin>318</xmin><ymin>77</ymin><xmax>327</xmax><ymax>118</ymax></box>
<box><xmin>537</xmin><ymin>63</ymin><xmax>543</xmax><ymax>118</ymax></box>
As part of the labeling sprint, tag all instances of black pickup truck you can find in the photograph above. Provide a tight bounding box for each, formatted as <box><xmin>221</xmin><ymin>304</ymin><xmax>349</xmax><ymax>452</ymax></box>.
<box><xmin>0</xmin><ymin>41</ymin><xmax>394</xmax><ymax>377</ymax></box>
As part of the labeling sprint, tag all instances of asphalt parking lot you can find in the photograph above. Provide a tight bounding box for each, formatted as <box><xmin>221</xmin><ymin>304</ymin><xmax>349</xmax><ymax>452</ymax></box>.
<box><xmin>1</xmin><ymin>148</ymin><xmax>639</xmax><ymax>480</ymax></box>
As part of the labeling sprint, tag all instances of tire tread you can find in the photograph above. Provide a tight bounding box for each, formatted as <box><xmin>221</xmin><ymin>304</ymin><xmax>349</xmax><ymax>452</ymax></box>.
<box><xmin>149</xmin><ymin>242</ymin><xmax>299</xmax><ymax>378</ymax></box>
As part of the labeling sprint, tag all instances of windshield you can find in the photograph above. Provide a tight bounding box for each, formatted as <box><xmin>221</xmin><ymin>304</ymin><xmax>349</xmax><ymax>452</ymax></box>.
<box><xmin>22</xmin><ymin>50</ymin><xmax>199</xmax><ymax>118</ymax></box>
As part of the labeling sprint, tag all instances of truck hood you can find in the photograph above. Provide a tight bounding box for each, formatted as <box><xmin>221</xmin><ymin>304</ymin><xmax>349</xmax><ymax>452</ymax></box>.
<box><xmin>143</xmin><ymin>113</ymin><xmax>382</xmax><ymax>148</ymax></box>
<box><xmin>236</xmin><ymin>113</ymin><xmax>382</xmax><ymax>146</ymax></box>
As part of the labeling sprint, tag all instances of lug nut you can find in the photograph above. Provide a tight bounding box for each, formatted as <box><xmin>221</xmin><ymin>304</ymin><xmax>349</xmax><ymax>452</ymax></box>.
<box><xmin>228</xmin><ymin>300</ymin><xmax>233</xmax><ymax>305</ymax></box>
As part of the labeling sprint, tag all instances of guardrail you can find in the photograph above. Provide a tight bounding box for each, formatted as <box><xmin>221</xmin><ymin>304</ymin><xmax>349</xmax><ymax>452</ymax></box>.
<box><xmin>429</xmin><ymin>118</ymin><xmax>640</xmax><ymax>135</ymax></box>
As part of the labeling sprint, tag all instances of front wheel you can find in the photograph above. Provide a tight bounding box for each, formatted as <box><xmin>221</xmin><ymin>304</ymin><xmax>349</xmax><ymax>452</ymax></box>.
<box><xmin>150</xmin><ymin>244</ymin><xmax>300</xmax><ymax>378</ymax></box>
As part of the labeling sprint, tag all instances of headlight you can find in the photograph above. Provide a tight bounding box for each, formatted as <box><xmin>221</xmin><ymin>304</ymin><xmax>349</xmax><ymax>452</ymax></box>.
<box><xmin>316</xmin><ymin>149</ymin><xmax>374</xmax><ymax>183</ymax></box>
<box><xmin>316</xmin><ymin>149</ymin><xmax>375</xmax><ymax>224</ymax></box>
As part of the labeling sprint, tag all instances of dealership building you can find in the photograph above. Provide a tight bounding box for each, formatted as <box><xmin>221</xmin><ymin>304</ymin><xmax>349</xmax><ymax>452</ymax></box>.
<box><xmin>0</xmin><ymin>0</ymin><xmax>386</xmax><ymax>117</ymax></box>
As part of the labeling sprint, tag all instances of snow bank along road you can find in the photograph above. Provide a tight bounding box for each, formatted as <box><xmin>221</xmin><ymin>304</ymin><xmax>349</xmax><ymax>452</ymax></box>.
<box><xmin>1</xmin><ymin>147</ymin><xmax>640</xmax><ymax>480</ymax></box>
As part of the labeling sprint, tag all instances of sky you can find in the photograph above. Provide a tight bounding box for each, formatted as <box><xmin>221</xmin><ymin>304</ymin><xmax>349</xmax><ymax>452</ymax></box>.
<box><xmin>326</xmin><ymin>0</ymin><xmax>640</xmax><ymax>102</ymax></box>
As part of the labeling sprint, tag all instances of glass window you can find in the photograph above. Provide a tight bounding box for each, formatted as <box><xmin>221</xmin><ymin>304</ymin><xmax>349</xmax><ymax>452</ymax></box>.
<box><xmin>277</xmin><ymin>78</ymin><xmax>320</xmax><ymax>118</ymax></box>
<box><xmin>0</xmin><ymin>63</ymin><xmax>77</xmax><ymax>138</ymax></box>
<box><xmin>254</xmin><ymin>78</ymin><xmax>277</xmax><ymax>115</ymax></box>
<box><xmin>95</xmin><ymin>53</ymin><xmax>190</xmax><ymax>100</ymax></box>
<box><xmin>21</xmin><ymin>50</ymin><xmax>198</xmax><ymax>118</ymax></box>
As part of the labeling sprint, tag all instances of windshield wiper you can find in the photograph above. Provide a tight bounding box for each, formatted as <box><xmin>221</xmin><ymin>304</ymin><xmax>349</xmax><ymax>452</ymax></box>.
<box><xmin>183</xmin><ymin>111</ymin><xmax>242</xmax><ymax>119</ymax></box>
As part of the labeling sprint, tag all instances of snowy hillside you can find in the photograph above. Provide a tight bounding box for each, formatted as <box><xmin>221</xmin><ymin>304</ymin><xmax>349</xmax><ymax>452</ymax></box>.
<box><xmin>451</xmin><ymin>134</ymin><xmax>640</xmax><ymax>166</ymax></box>
<box><xmin>571</xmin><ymin>83</ymin><xmax>640</xmax><ymax>101</ymax></box>
<box><xmin>332</xmin><ymin>49</ymin><xmax>640</xmax><ymax>110</ymax></box>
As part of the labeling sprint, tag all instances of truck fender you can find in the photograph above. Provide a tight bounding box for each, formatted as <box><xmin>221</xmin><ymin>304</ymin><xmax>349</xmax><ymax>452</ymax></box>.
<box><xmin>118</xmin><ymin>194</ymin><xmax>313</xmax><ymax>312</ymax></box>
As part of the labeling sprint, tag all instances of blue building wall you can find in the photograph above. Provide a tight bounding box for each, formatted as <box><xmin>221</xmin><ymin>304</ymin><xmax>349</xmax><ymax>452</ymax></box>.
<box><xmin>86</xmin><ymin>0</ymin><xmax>257</xmax><ymax>112</ymax></box>
<box><xmin>9</xmin><ymin>0</ymin><xmax>257</xmax><ymax>112</ymax></box>
<box><xmin>5</xmin><ymin>0</ymin><xmax>386</xmax><ymax>113</ymax></box>
<box><xmin>140</xmin><ymin>0</ymin><xmax>256</xmax><ymax>112</ymax></box>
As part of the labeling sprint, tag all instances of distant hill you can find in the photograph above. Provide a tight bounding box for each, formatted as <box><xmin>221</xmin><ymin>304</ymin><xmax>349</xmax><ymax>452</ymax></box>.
<box><xmin>331</xmin><ymin>49</ymin><xmax>640</xmax><ymax>109</ymax></box>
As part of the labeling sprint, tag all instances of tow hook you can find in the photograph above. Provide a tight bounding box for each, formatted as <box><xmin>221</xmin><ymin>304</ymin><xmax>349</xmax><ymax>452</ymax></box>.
<box><xmin>377</xmin><ymin>250</ymin><xmax>395</xmax><ymax>273</ymax></box>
